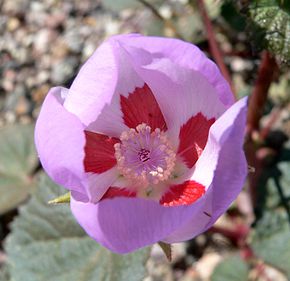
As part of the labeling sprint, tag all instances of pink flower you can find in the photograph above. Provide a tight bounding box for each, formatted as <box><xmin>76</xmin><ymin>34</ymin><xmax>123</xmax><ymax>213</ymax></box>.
<box><xmin>35</xmin><ymin>34</ymin><xmax>248</xmax><ymax>253</ymax></box>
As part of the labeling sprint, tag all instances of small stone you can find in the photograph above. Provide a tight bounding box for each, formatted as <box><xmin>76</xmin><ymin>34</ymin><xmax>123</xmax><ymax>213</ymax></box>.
<box><xmin>231</xmin><ymin>57</ymin><xmax>253</xmax><ymax>72</ymax></box>
<box><xmin>32</xmin><ymin>84</ymin><xmax>50</xmax><ymax>103</ymax></box>
<box><xmin>51</xmin><ymin>57</ymin><xmax>78</xmax><ymax>84</ymax></box>
<box><xmin>82</xmin><ymin>43</ymin><xmax>95</xmax><ymax>60</ymax></box>
<box><xmin>2</xmin><ymin>0</ymin><xmax>29</xmax><ymax>15</ymax></box>
<box><xmin>82</xmin><ymin>16</ymin><xmax>97</xmax><ymax>27</ymax></box>
<box><xmin>51</xmin><ymin>38</ymin><xmax>70</xmax><ymax>59</ymax></box>
<box><xmin>34</xmin><ymin>29</ymin><xmax>57</xmax><ymax>53</ymax></box>
<box><xmin>4</xmin><ymin>85</ymin><xmax>26</xmax><ymax>110</ymax></box>
<box><xmin>159</xmin><ymin>5</ymin><xmax>172</xmax><ymax>19</ymax></box>
<box><xmin>7</xmin><ymin>17</ymin><xmax>21</xmax><ymax>32</ymax></box>
<box><xmin>2</xmin><ymin>69</ymin><xmax>17</xmax><ymax>92</ymax></box>
<box><xmin>194</xmin><ymin>252</ymin><xmax>223</xmax><ymax>280</ymax></box>
<box><xmin>179</xmin><ymin>268</ymin><xmax>200</xmax><ymax>281</ymax></box>
<box><xmin>15</xmin><ymin>96</ymin><xmax>30</xmax><ymax>115</ymax></box>
<box><xmin>30</xmin><ymin>1</ymin><xmax>45</xmax><ymax>13</ymax></box>
<box><xmin>37</xmin><ymin>71</ymin><xmax>50</xmax><ymax>84</ymax></box>
<box><xmin>45</xmin><ymin>11</ymin><xmax>66</xmax><ymax>29</ymax></box>
<box><xmin>105</xmin><ymin>20</ymin><xmax>120</xmax><ymax>36</ymax></box>
<box><xmin>64</xmin><ymin>28</ymin><xmax>84</xmax><ymax>53</ymax></box>
<box><xmin>4</xmin><ymin>111</ymin><xmax>16</xmax><ymax>124</ymax></box>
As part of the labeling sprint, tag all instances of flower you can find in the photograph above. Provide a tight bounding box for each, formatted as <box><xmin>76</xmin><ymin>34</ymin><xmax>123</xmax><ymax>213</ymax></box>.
<box><xmin>35</xmin><ymin>34</ymin><xmax>248</xmax><ymax>254</ymax></box>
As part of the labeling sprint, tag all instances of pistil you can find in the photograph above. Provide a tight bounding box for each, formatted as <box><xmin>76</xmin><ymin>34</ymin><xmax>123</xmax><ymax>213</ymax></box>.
<box><xmin>114</xmin><ymin>123</ymin><xmax>176</xmax><ymax>187</ymax></box>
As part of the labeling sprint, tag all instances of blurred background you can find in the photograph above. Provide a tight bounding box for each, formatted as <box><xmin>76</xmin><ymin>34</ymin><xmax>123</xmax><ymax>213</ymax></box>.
<box><xmin>0</xmin><ymin>0</ymin><xmax>290</xmax><ymax>280</ymax></box>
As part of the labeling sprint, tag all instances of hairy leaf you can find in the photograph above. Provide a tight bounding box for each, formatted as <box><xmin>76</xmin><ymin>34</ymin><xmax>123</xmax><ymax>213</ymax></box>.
<box><xmin>0</xmin><ymin>266</ymin><xmax>10</xmax><ymax>281</ymax></box>
<box><xmin>5</xmin><ymin>174</ymin><xmax>150</xmax><ymax>281</ymax></box>
<box><xmin>211</xmin><ymin>256</ymin><xmax>249</xmax><ymax>281</ymax></box>
<box><xmin>251</xmin><ymin>160</ymin><xmax>290</xmax><ymax>279</ymax></box>
<box><xmin>0</xmin><ymin>124</ymin><xmax>37</xmax><ymax>214</ymax></box>
<box><xmin>247</xmin><ymin>0</ymin><xmax>290</xmax><ymax>63</ymax></box>
<box><xmin>252</xmin><ymin>212</ymin><xmax>290</xmax><ymax>278</ymax></box>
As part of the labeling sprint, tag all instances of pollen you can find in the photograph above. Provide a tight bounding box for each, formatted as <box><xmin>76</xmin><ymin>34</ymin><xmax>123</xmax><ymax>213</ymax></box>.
<box><xmin>114</xmin><ymin>123</ymin><xmax>176</xmax><ymax>187</ymax></box>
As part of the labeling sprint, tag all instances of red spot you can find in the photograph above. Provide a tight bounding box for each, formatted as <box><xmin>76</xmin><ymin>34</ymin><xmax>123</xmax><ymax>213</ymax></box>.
<box><xmin>101</xmin><ymin>187</ymin><xmax>136</xmax><ymax>200</ymax></box>
<box><xmin>84</xmin><ymin>131</ymin><xmax>119</xmax><ymax>173</ymax></box>
<box><xmin>120</xmin><ymin>84</ymin><xmax>167</xmax><ymax>131</ymax></box>
<box><xmin>178</xmin><ymin>113</ymin><xmax>215</xmax><ymax>168</ymax></box>
<box><xmin>160</xmin><ymin>180</ymin><xmax>205</xmax><ymax>206</ymax></box>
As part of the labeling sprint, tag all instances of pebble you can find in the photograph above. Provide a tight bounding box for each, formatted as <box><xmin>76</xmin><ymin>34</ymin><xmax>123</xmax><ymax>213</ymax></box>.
<box><xmin>2</xmin><ymin>0</ymin><xmax>29</xmax><ymax>15</ymax></box>
<box><xmin>1</xmin><ymin>0</ymin><xmax>144</xmax><ymax>125</ymax></box>
<box><xmin>51</xmin><ymin>57</ymin><xmax>78</xmax><ymax>84</ymax></box>
<box><xmin>6</xmin><ymin>17</ymin><xmax>21</xmax><ymax>32</ymax></box>
<box><xmin>33</xmin><ymin>29</ymin><xmax>57</xmax><ymax>53</ymax></box>
<box><xmin>15</xmin><ymin>96</ymin><xmax>30</xmax><ymax>115</ymax></box>
<box><xmin>32</xmin><ymin>84</ymin><xmax>50</xmax><ymax>104</ymax></box>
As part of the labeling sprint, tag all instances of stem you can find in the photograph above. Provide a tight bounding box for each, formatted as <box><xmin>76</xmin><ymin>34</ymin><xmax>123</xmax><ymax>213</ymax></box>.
<box><xmin>245</xmin><ymin>51</ymin><xmax>277</xmax><ymax>210</ymax></box>
<box><xmin>247</xmin><ymin>51</ymin><xmax>277</xmax><ymax>134</ymax></box>
<box><xmin>209</xmin><ymin>225</ymin><xmax>249</xmax><ymax>247</ymax></box>
<box><xmin>196</xmin><ymin>0</ymin><xmax>235</xmax><ymax>98</ymax></box>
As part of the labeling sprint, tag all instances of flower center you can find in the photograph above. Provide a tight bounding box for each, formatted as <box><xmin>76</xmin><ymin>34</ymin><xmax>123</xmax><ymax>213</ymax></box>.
<box><xmin>114</xmin><ymin>123</ymin><xmax>176</xmax><ymax>186</ymax></box>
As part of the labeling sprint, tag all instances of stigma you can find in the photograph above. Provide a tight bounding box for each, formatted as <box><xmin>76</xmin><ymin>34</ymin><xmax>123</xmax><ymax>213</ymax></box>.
<box><xmin>114</xmin><ymin>123</ymin><xmax>176</xmax><ymax>187</ymax></box>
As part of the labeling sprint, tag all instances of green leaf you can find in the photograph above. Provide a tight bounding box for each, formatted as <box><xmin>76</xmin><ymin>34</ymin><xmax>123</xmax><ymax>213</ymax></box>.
<box><xmin>211</xmin><ymin>256</ymin><xmax>249</xmax><ymax>281</ymax></box>
<box><xmin>247</xmin><ymin>0</ymin><xmax>290</xmax><ymax>63</ymax></box>
<box><xmin>221</xmin><ymin>1</ymin><xmax>247</xmax><ymax>32</ymax></box>
<box><xmin>254</xmin><ymin>158</ymin><xmax>290</xmax><ymax>222</ymax></box>
<box><xmin>252</xmin><ymin>212</ymin><xmax>290</xmax><ymax>278</ymax></box>
<box><xmin>5</xmin><ymin>174</ymin><xmax>150</xmax><ymax>281</ymax></box>
<box><xmin>0</xmin><ymin>266</ymin><xmax>10</xmax><ymax>281</ymax></box>
<box><xmin>0</xmin><ymin>124</ymin><xmax>38</xmax><ymax>215</ymax></box>
<box><xmin>251</xmin><ymin>160</ymin><xmax>290</xmax><ymax>279</ymax></box>
<box><xmin>102</xmin><ymin>0</ymin><xmax>140</xmax><ymax>12</ymax></box>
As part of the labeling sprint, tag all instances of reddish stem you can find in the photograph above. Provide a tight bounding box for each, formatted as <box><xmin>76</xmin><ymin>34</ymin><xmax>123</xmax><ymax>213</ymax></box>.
<box><xmin>246</xmin><ymin>51</ymin><xmax>277</xmax><ymax>208</ymax></box>
<box><xmin>209</xmin><ymin>224</ymin><xmax>249</xmax><ymax>247</ymax></box>
<box><xmin>197</xmin><ymin>0</ymin><xmax>235</xmax><ymax>98</ymax></box>
<box><xmin>247</xmin><ymin>51</ymin><xmax>278</xmax><ymax>134</ymax></box>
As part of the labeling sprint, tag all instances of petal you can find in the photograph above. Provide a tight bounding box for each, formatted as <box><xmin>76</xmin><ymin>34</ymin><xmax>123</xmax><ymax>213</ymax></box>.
<box><xmin>120</xmin><ymin>83</ymin><xmax>167</xmax><ymax>131</ymax></box>
<box><xmin>64</xmin><ymin>38</ymin><xmax>145</xmax><ymax>137</ymax></box>
<box><xmin>85</xmin><ymin>168</ymin><xmax>119</xmax><ymax>203</ymax></box>
<box><xmin>71</xmin><ymin>194</ymin><xmax>207</xmax><ymax>254</ymax></box>
<box><xmin>84</xmin><ymin>131</ymin><xmax>119</xmax><ymax>173</ymax></box>
<box><xmin>178</xmin><ymin>113</ymin><xmax>215</xmax><ymax>168</ymax></box>
<box><xmin>163</xmin><ymin>97</ymin><xmax>248</xmax><ymax>243</ymax></box>
<box><xmin>114</xmin><ymin>34</ymin><xmax>234</xmax><ymax>107</ymax></box>
<box><xmin>35</xmin><ymin>87</ymin><xmax>120</xmax><ymax>202</ymax></box>
<box><xmin>70</xmin><ymin>98</ymin><xmax>247</xmax><ymax>253</ymax></box>
<box><xmin>64</xmin><ymin>34</ymin><xmax>229</xmax><ymax>140</ymax></box>
<box><xmin>191</xmin><ymin>97</ymin><xmax>248</xmax><ymax>188</ymax></box>
<box><xmin>35</xmin><ymin>87</ymin><xmax>86</xmax><ymax>194</ymax></box>
<box><xmin>160</xmin><ymin>180</ymin><xmax>205</xmax><ymax>206</ymax></box>
<box><xmin>121</xmin><ymin>46</ymin><xmax>226</xmax><ymax>147</ymax></box>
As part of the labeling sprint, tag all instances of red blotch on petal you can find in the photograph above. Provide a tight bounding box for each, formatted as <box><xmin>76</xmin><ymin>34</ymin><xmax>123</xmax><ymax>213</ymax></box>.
<box><xmin>84</xmin><ymin>131</ymin><xmax>119</xmax><ymax>173</ymax></box>
<box><xmin>178</xmin><ymin>113</ymin><xmax>215</xmax><ymax>168</ymax></box>
<box><xmin>160</xmin><ymin>180</ymin><xmax>205</xmax><ymax>206</ymax></box>
<box><xmin>101</xmin><ymin>187</ymin><xmax>136</xmax><ymax>200</ymax></box>
<box><xmin>120</xmin><ymin>83</ymin><xmax>167</xmax><ymax>131</ymax></box>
